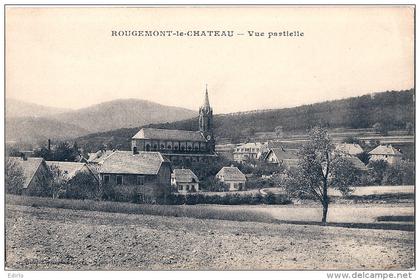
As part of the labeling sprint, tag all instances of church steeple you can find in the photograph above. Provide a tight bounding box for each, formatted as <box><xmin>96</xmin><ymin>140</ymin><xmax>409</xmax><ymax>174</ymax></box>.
<box><xmin>203</xmin><ymin>84</ymin><xmax>210</xmax><ymax>108</ymax></box>
<box><xmin>199</xmin><ymin>85</ymin><xmax>214</xmax><ymax>152</ymax></box>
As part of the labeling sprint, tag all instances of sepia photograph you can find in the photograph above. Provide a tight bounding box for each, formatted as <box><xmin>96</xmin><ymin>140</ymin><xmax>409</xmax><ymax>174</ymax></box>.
<box><xmin>3</xmin><ymin>4</ymin><xmax>415</xmax><ymax>274</ymax></box>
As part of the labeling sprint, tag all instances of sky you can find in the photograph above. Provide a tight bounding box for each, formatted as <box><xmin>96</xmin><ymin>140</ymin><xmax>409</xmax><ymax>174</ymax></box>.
<box><xmin>5</xmin><ymin>6</ymin><xmax>414</xmax><ymax>114</ymax></box>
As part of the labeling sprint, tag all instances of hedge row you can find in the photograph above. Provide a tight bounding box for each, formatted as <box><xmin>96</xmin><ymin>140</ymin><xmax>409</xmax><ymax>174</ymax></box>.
<box><xmin>163</xmin><ymin>192</ymin><xmax>292</xmax><ymax>205</ymax></box>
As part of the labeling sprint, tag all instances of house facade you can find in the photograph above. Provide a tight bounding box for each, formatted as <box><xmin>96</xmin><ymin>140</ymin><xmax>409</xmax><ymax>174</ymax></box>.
<box><xmin>171</xmin><ymin>168</ymin><xmax>200</xmax><ymax>194</ymax></box>
<box><xmin>131</xmin><ymin>87</ymin><xmax>216</xmax><ymax>164</ymax></box>
<box><xmin>216</xmin><ymin>166</ymin><xmax>246</xmax><ymax>191</ymax></box>
<box><xmin>98</xmin><ymin>151</ymin><xmax>171</xmax><ymax>187</ymax></box>
<box><xmin>233</xmin><ymin>142</ymin><xmax>267</xmax><ymax>163</ymax></box>
<box><xmin>368</xmin><ymin>144</ymin><xmax>403</xmax><ymax>166</ymax></box>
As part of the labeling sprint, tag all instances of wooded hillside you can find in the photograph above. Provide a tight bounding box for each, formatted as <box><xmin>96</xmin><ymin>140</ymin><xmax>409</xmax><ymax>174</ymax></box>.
<box><xmin>74</xmin><ymin>89</ymin><xmax>414</xmax><ymax>152</ymax></box>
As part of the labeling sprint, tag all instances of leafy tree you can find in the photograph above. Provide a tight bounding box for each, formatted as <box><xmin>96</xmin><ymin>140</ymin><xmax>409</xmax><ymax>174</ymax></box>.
<box><xmin>5</xmin><ymin>158</ymin><xmax>25</xmax><ymax>195</ymax></box>
<box><xmin>53</xmin><ymin>142</ymin><xmax>79</xmax><ymax>162</ymax></box>
<box><xmin>367</xmin><ymin>160</ymin><xmax>389</xmax><ymax>185</ymax></box>
<box><xmin>406</xmin><ymin>122</ymin><xmax>414</xmax><ymax>135</ymax></box>
<box><xmin>382</xmin><ymin>160</ymin><xmax>414</xmax><ymax>186</ymax></box>
<box><xmin>65</xmin><ymin>172</ymin><xmax>100</xmax><ymax>200</ymax></box>
<box><xmin>201</xmin><ymin>177</ymin><xmax>229</xmax><ymax>192</ymax></box>
<box><xmin>33</xmin><ymin>146</ymin><xmax>53</xmax><ymax>161</ymax></box>
<box><xmin>373</xmin><ymin>122</ymin><xmax>388</xmax><ymax>135</ymax></box>
<box><xmin>285</xmin><ymin>127</ymin><xmax>359</xmax><ymax>225</ymax></box>
<box><xmin>342</xmin><ymin>136</ymin><xmax>360</xmax><ymax>144</ymax></box>
<box><xmin>49</xmin><ymin>164</ymin><xmax>68</xmax><ymax>198</ymax></box>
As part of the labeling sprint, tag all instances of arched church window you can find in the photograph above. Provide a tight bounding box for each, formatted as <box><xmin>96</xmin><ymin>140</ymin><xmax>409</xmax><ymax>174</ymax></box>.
<box><xmin>153</xmin><ymin>144</ymin><xmax>158</xmax><ymax>150</ymax></box>
<box><xmin>167</xmin><ymin>145</ymin><xmax>172</xmax><ymax>150</ymax></box>
<box><xmin>160</xmin><ymin>144</ymin><xmax>165</xmax><ymax>150</ymax></box>
<box><xmin>145</xmin><ymin>144</ymin><xmax>151</xmax><ymax>151</ymax></box>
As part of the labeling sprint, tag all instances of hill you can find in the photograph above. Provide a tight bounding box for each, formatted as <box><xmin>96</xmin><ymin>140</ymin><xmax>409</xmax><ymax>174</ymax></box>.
<box><xmin>6</xmin><ymin>99</ymin><xmax>197</xmax><ymax>147</ymax></box>
<box><xmin>6</xmin><ymin>117</ymin><xmax>90</xmax><ymax>146</ymax></box>
<box><xmin>6</xmin><ymin>98</ymin><xmax>72</xmax><ymax>118</ymax></box>
<box><xmin>51</xmin><ymin>99</ymin><xmax>197</xmax><ymax>133</ymax></box>
<box><xmin>74</xmin><ymin>89</ymin><xmax>414</xmax><ymax>151</ymax></box>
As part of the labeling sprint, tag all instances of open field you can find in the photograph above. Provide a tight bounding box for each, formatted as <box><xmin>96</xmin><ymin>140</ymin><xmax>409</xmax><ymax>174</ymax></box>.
<box><xmin>6</xmin><ymin>195</ymin><xmax>414</xmax><ymax>231</ymax></box>
<box><xmin>5</xmin><ymin>204</ymin><xmax>414</xmax><ymax>270</ymax></box>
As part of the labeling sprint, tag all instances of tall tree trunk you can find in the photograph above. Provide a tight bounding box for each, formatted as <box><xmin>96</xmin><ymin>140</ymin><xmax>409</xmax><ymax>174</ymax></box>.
<box><xmin>321</xmin><ymin>177</ymin><xmax>329</xmax><ymax>225</ymax></box>
<box><xmin>321</xmin><ymin>201</ymin><xmax>328</xmax><ymax>225</ymax></box>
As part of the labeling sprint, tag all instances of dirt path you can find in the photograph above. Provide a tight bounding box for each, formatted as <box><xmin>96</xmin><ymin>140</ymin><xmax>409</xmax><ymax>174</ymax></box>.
<box><xmin>6</xmin><ymin>204</ymin><xmax>414</xmax><ymax>270</ymax></box>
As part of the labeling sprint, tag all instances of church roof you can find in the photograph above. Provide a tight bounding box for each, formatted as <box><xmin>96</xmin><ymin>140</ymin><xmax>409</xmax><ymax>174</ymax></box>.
<box><xmin>132</xmin><ymin>128</ymin><xmax>206</xmax><ymax>142</ymax></box>
<box><xmin>99</xmin><ymin>151</ymin><xmax>168</xmax><ymax>175</ymax></box>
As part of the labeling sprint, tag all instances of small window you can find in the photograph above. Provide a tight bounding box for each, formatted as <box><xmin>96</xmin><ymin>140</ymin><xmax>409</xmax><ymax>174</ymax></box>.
<box><xmin>167</xmin><ymin>145</ymin><xmax>172</xmax><ymax>150</ymax></box>
<box><xmin>153</xmin><ymin>144</ymin><xmax>158</xmax><ymax>150</ymax></box>
<box><xmin>178</xmin><ymin>185</ymin><xmax>183</xmax><ymax>191</ymax></box>
<box><xmin>116</xmin><ymin>175</ymin><xmax>123</xmax><ymax>185</ymax></box>
<box><xmin>137</xmin><ymin>176</ymin><xmax>145</xmax><ymax>185</ymax></box>
<box><xmin>103</xmin><ymin>175</ymin><xmax>110</xmax><ymax>184</ymax></box>
<box><xmin>160</xmin><ymin>144</ymin><xmax>165</xmax><ymax>150</ymax></box>
<box><xmin>145</xmin><ymin>144</ymin><xmax>151</xmax><ymax>151</ymax></box>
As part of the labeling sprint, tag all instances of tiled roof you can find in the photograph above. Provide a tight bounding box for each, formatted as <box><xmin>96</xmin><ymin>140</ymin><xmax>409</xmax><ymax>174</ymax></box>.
<box><xmin>132</xmin><ymin>128</ymin><xmax>206</xmax><ymax>142</ymax></box>
<box><xmin>345</xmin><ymin>156</ymin><xmax>369</xmax><ymax>171</ymax></box>
<box><xmin>87</xmin><ymin>150</ymin><xmax>115</xmax><ymax>163</ymax></box>
<box><xmin>172</xmin><ymin>169</ymin><xmax>199</xmax><ymax>183</ymax></box>
<box><xmin>266</xmin><ymin>148</ymin><xmax>299</xmax><ymax>161</ymax></box>
<box><xmin>335</xmin><ymin>143</ymin><xmax>364</xmax><ymax>155</ymax></box>
<box><xmin>46</xmin><ymin>161</ymin><xmax>93</xmax><ymax>180</ymax></box>
<box><xmin>99</xmin><ymin>151</ymin><xmax>167</xmax><ymax>175</ymax></box>
<box><xmin>216</xmin><ymin>166</ymin><xmax>246</xmax><ymax>181</ymax></box>
<box><xmin>369</xmin><ymin>145</ymin><xmax>402</xmax><ymax>156</ymax></box>
<box><xmin>8</xmin><ymin>157</ymin><xmax>45</xmax><ymax>188</ymax></box>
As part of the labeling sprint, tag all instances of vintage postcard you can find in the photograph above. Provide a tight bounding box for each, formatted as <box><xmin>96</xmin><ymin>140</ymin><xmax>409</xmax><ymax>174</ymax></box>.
<box><xmin>3</xmin><ymin>4</ymin><xmax>415</xmax><ymax>274</ymax></box>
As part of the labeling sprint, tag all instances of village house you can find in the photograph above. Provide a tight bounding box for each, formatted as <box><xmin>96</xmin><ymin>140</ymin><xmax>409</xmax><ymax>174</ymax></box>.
<box><xmin>368</xmin><ymin>144</ymin><xmax>403</xmax><ymax>166</ymax></box>
<box><xmin>8</xmin><ymin>156</ymin><xmax>52</xmax><ymax>195</ymax></box>
<box><xmin>171</xmin><ymin>168</ymin><xmax>200</xmax><ymax>194</ymax></box>
<box><xmin>263</xmin><ymin>147</ymin><xmax>300</xmax><ymax>168</ymax></box>
<box><xmin>46</xmin><ymin>161</ymin><xmax>99</xmax><ymax>184</ymax></box>
<box><xmin>131</xmin><ymin>87</ymin><xmax>216</xmax><ymax>164</ymax></box>
<box><xmin>233</xmin><ymin>142</ymin><xmax>267</xmax><ymax>163</ymax></box>
<box><xmin>216</xmin><ymin>166</ymin><xmax>247</xmax><ymax>191</ymax></box>
<box><xmin>98</xmin><ymin>150</ymin><xmax>172</xmax><ymax>187</ymax></box>
<box><xmin>335</xmin><ymin>143</ymin><xmax>364</xmax><ymax>156</ymax></box>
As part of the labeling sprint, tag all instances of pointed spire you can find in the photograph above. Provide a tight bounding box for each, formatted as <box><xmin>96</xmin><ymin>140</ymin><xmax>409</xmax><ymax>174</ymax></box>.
<box><xmin>203</xmin><ymin>84</ymin><xmax>210</xmax><ymax>108</ymax></box>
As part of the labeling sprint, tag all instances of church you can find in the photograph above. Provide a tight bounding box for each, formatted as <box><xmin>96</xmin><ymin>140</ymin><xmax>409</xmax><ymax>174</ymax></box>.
<box><xmin>131</xmin><ymin>86</ymin><xmax>216</xmax><ymax>164</ymax></box>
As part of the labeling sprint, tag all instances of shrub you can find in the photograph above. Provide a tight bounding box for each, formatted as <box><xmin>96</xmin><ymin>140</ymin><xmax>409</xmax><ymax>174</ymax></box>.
<box><xmin>5</xmin><ymin>158</ymin><xmax>25</xmax><ymax>195</ymax></box>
